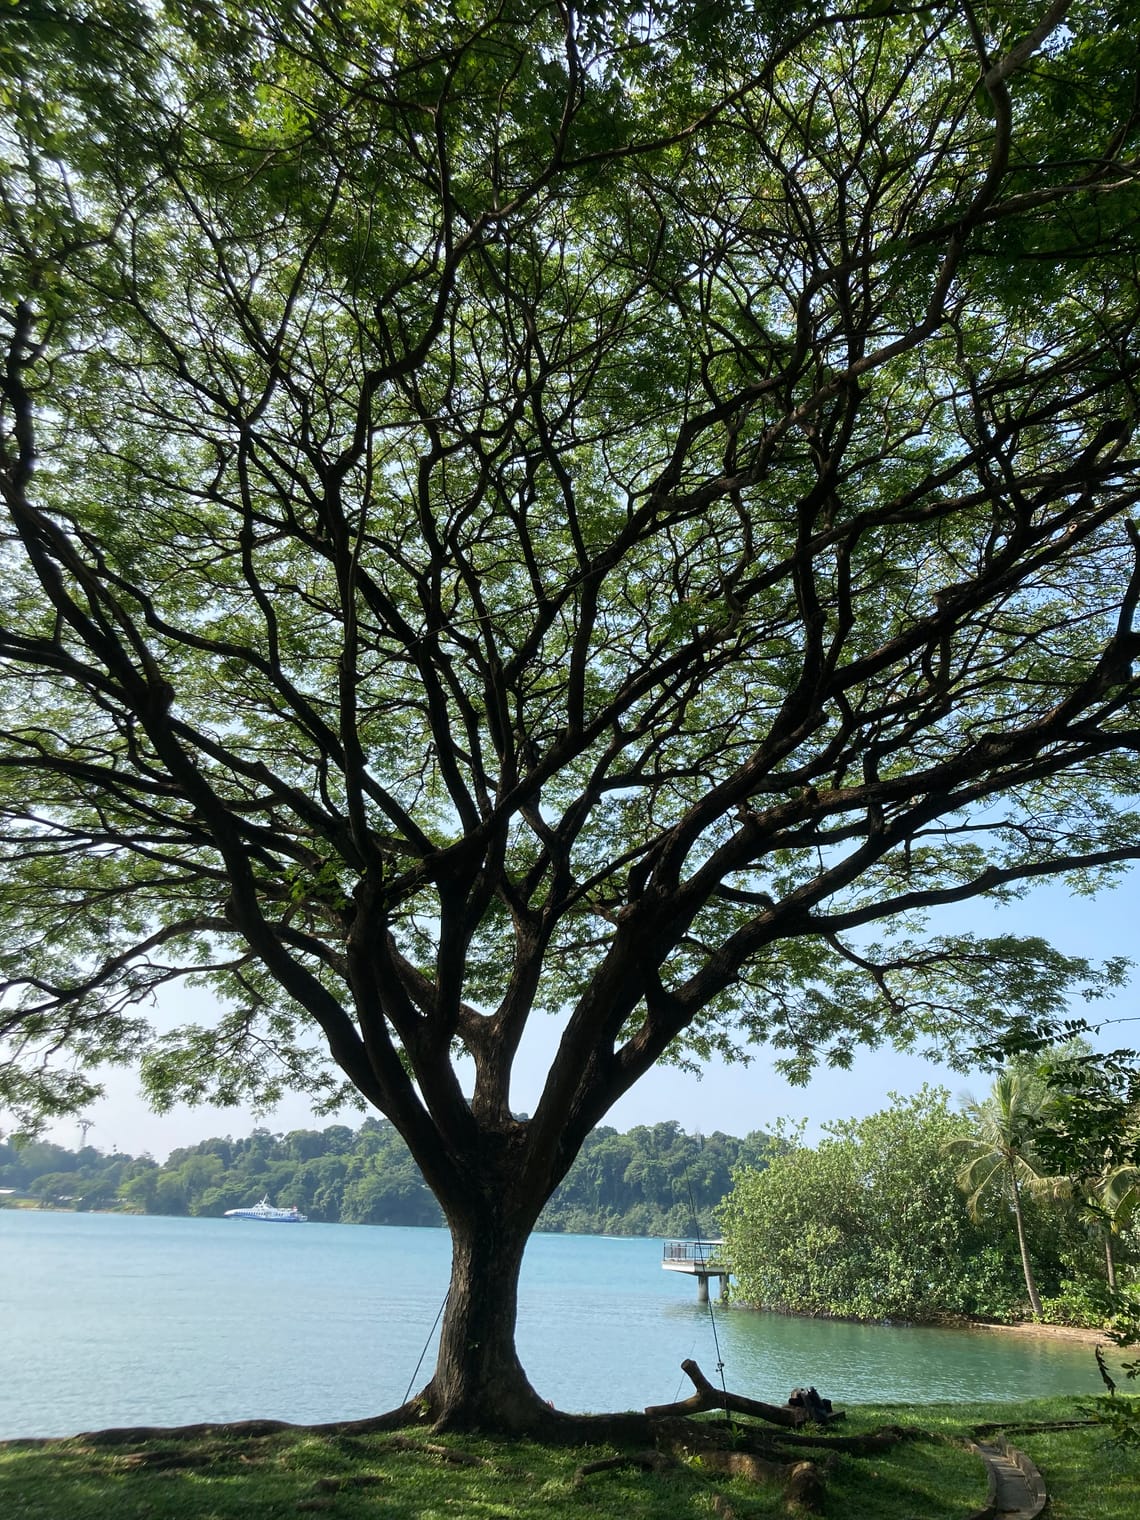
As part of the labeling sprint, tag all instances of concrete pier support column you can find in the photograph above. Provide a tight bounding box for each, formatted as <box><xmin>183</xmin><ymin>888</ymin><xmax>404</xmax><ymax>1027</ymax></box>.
<box><xmin>697</xmin><ymin>1274</ymin><xmax>709</xmax><ymax>1304</ymax></box>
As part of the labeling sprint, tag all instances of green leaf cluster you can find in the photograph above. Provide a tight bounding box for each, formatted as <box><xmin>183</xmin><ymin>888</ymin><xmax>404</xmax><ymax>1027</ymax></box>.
<box><xmin>720</xmin><ymin>1086</ymin><xmax>1120</xmax><ymax>1323</ymax></box>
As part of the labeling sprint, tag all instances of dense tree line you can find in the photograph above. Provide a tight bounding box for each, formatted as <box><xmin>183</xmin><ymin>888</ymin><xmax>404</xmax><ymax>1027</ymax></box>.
<box><xmin>720</xmin><ymin>1085</ymin><xmax>1140</xmax><ymax>1327</ymax></box>
<box><xmin>538</xmin><ymin>1121</ymin><xmax>770</xmax><ymax>1237</ymax></box>
<box><xmin>0</xmin><ymin>1119</ymin><xmax>770</xmax><ymax>1237</ymax></box>
<box><xmin>0</xmin><ymin>1139</ymin><xmax>157</xmax><ymax>1214</ymax></box>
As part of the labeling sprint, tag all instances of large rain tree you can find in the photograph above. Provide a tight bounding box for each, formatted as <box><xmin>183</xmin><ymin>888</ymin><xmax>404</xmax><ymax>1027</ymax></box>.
<box><xmin>3</xmin><ymin>0</ymin><xmax>1140</xmax><ymax>1431</ymax></box>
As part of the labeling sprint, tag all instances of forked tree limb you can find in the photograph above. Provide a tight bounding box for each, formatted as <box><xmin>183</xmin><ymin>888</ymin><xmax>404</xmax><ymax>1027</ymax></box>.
<box><xmin>643</xmin><ymin>1359</ymin><xmax>826</xmax><ymax>1428</ymax></box>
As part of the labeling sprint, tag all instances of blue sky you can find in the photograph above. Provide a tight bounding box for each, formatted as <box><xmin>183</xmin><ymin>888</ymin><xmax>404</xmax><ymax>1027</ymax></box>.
<box><xmin>39</xmin><ymin>869</ymin><xmax>1139</xmax><ymax>1162</ymax></box>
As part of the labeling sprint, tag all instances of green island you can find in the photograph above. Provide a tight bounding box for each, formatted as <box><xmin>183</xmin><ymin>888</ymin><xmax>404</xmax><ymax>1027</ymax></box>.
<box><xmin>0</xmin><ymin>1117</ymin><xmax>768</xmax><ymax>1238</ymax></box>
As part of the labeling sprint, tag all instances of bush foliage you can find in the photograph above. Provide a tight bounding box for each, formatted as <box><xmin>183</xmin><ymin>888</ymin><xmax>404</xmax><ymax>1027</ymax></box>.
<box><xmin>720</xmin><ymin>1088</ymin><xmax>1132</xmax><ymax>1322</ymax></box>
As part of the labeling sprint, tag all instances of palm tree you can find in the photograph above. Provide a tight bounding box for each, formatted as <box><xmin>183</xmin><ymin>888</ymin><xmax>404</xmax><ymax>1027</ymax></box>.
<box><xmin>945</xmin><ymin>1070</ymin><xmax>1059</xmax><ymax>1319</ymax></box>
<box><xmin>1086</xmin><ymin>1161</ymin><xmax>1140</xmax><ymax>1291</ymax></box>
<box><xmin>1028</xmin><ymin>1045</ymin><xmax>1140</xmax><ymax>1293</ymax></box>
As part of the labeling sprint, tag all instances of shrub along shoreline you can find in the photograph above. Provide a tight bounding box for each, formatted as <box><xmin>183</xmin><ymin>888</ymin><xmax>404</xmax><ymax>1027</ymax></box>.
<box><xmin>719</xmin><ymin>1086</ymin><xmax>1140</xmax><ymax>1332</ymax></box>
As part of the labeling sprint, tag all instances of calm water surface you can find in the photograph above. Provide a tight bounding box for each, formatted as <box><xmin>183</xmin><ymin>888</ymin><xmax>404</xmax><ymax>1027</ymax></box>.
<box><xmin>0</xmin><ymin>1210</ymin><xmax>1118</xmax><ymax>1438</ymax></box>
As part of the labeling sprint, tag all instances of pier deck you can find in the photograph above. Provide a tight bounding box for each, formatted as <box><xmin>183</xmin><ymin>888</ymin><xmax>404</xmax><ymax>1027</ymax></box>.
<box><xmin>662</xmin><ymin>1239</ymin><xmax>730</xmax><ymax>1302</ymax></box>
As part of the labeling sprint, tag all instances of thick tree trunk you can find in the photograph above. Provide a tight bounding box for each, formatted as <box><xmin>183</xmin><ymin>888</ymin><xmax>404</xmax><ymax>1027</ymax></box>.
<box><xmin>420</xmin><ymin>1204</ymin><xmax>554</xmax><ymax>1433</ymax></box>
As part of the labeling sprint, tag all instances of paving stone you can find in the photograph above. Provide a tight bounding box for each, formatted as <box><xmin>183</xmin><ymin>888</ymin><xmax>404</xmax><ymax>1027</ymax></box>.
<box><xmin>968</xmin><ymin>1440</ymin><xmax>1047</xmax><ymax>1520</ymax></box>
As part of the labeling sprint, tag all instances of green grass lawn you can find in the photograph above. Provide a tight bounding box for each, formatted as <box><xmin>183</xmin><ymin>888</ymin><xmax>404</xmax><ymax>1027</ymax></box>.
<box><xmin>1</xmin><ymin>1397</ymin><xmax>1137</xmax><ymax>1520</ymax></box>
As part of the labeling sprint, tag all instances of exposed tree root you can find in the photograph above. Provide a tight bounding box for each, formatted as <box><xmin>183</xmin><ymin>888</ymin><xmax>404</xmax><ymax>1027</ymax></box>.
<box><xmin>784</xmin><ymin>1459</ymin><xmax>828</xmax><ymax>1513</ymax></box>
<box><xmin>763</xmin><ymin>1422</ymin><xmax>919</xmax><ymax>1454</ymax></box>
<box><xmin>0</xmin><ymin>1400</ymin><xmax>430</xmax><ymax>1451</ymax></box>
<box><xmin>574</xmin><ymin>1432</ymin><xmax>829</xmax><ymax>1514</ymax></box>
<box><xmin>311</xmin><ymin>1475</ymin><xmax>387</xmax><ymax>1491</ymax></box>
<box><xmin>6</xmin><ymin>1365</ymin><xmax>1054</xmax><ymax>1520</ymax></box>
<box><xmin>383</xmin><ymin>1435</ymin><xmax>490</xmax><ymax>1466</ymax></box>
<box><xmin>0</xmin><ymin>1361</ymin><xmax>846</xmax><ymax>1452</ymax></box>
<box><xmin>296</xmin><ymin>1473</ymin><xmax>389</xmax><ymax>1509</ymax></box>
<box><xmin>532</xmin><ymin>1408</ymin><xmax>657</xmax><ymax>1443</ymax></box>
<box><xmin>0</xmin><ymin>1404</ymin><xmax>653</xmax><ymax>1451</ymax></box>
<box><xmin>708</xmin><ymin>1447</ymin><xmax>824</xmax><ymax>1505</ymax></box>
<box><xmin>575</xmin><ymin>1450</ymin><xmax>673</xmax><ymax>1478</ymax></box>
<box><xmin>659</xmin><ymin>1415</ymin><xmax>831</xmax><ymax>1511</ymax></box>
<box><xmin>656</xmin><ymin>1416</ymin><xmax>916</xmax><ymax>1461</ymax></box>
<box><xmin>112</xmin><ymin>1449</ymin><xmax>218</xmax><ymax>1472</ymax></box>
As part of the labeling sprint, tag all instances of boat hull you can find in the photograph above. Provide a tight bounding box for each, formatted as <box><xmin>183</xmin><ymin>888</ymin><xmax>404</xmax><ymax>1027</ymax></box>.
<box><xmin>224</xmin><ymin>1197</ymin><xmax>307</xmax><ymax>1223</ymax></box>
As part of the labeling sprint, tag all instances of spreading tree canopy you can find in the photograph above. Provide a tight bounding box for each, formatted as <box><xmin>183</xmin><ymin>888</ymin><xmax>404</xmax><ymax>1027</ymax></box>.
<box><xmin>4</xmin><ymin>0</ymin><xmax>1140</xmax><ymax>1430</ymax></box>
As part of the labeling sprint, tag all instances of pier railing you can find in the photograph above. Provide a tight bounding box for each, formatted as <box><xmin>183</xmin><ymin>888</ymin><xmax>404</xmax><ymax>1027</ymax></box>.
<box><xmin>662</xmin><ymin>1238</ymin><xmax>725</xmax><ymax>1268</ymax></box>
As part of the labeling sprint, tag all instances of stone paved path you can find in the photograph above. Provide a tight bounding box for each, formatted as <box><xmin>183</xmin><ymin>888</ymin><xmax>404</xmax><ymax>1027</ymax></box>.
<box><xmin>969</xmin><ymin>1441</ymin><xmax>1047</xmax><ymax>1520</ymax></box>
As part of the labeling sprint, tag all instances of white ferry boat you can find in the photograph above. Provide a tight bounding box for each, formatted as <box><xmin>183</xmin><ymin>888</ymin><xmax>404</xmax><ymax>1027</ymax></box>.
<box><xmin>223</xmin><ymin>1196</ymin><xmax>307</xmax><ymax>1223</ymax></box>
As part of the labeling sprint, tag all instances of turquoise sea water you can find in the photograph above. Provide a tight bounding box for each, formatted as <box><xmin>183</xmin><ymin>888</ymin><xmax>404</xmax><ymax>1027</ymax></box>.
<box><xmin>0</xmin><ymin>1210</ymin><xmax>1120</xmax><ymax>1439</ymax></box>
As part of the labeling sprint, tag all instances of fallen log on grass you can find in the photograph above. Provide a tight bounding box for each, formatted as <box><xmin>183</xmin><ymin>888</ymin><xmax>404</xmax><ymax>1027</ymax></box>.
<box><xmin>644</xmin><ymin>1360</ymin><xmax>841</xmax><ymax>1429</ymax></box>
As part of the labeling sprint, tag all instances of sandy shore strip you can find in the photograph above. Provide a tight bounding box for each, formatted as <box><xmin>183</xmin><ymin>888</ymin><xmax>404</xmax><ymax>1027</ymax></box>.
<box><xmin>965</xmin><ymin>1320</ymin><xmax>1110</xmax><ymax>1346</ymax></box>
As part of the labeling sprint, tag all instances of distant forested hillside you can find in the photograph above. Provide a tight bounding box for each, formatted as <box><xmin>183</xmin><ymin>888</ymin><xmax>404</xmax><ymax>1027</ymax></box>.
<box><xmin>0</xmin><ymin>1119</ymin><xmax>770</xmax><ymax>1237</ymax></box>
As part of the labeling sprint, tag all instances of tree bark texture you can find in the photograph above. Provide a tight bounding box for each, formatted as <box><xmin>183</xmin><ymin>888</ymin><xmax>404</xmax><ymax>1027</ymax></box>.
<box><xmin>421</xmin><ymin>1204</ymin><xmax>552</xmax><ymax>1432</ymax></box>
